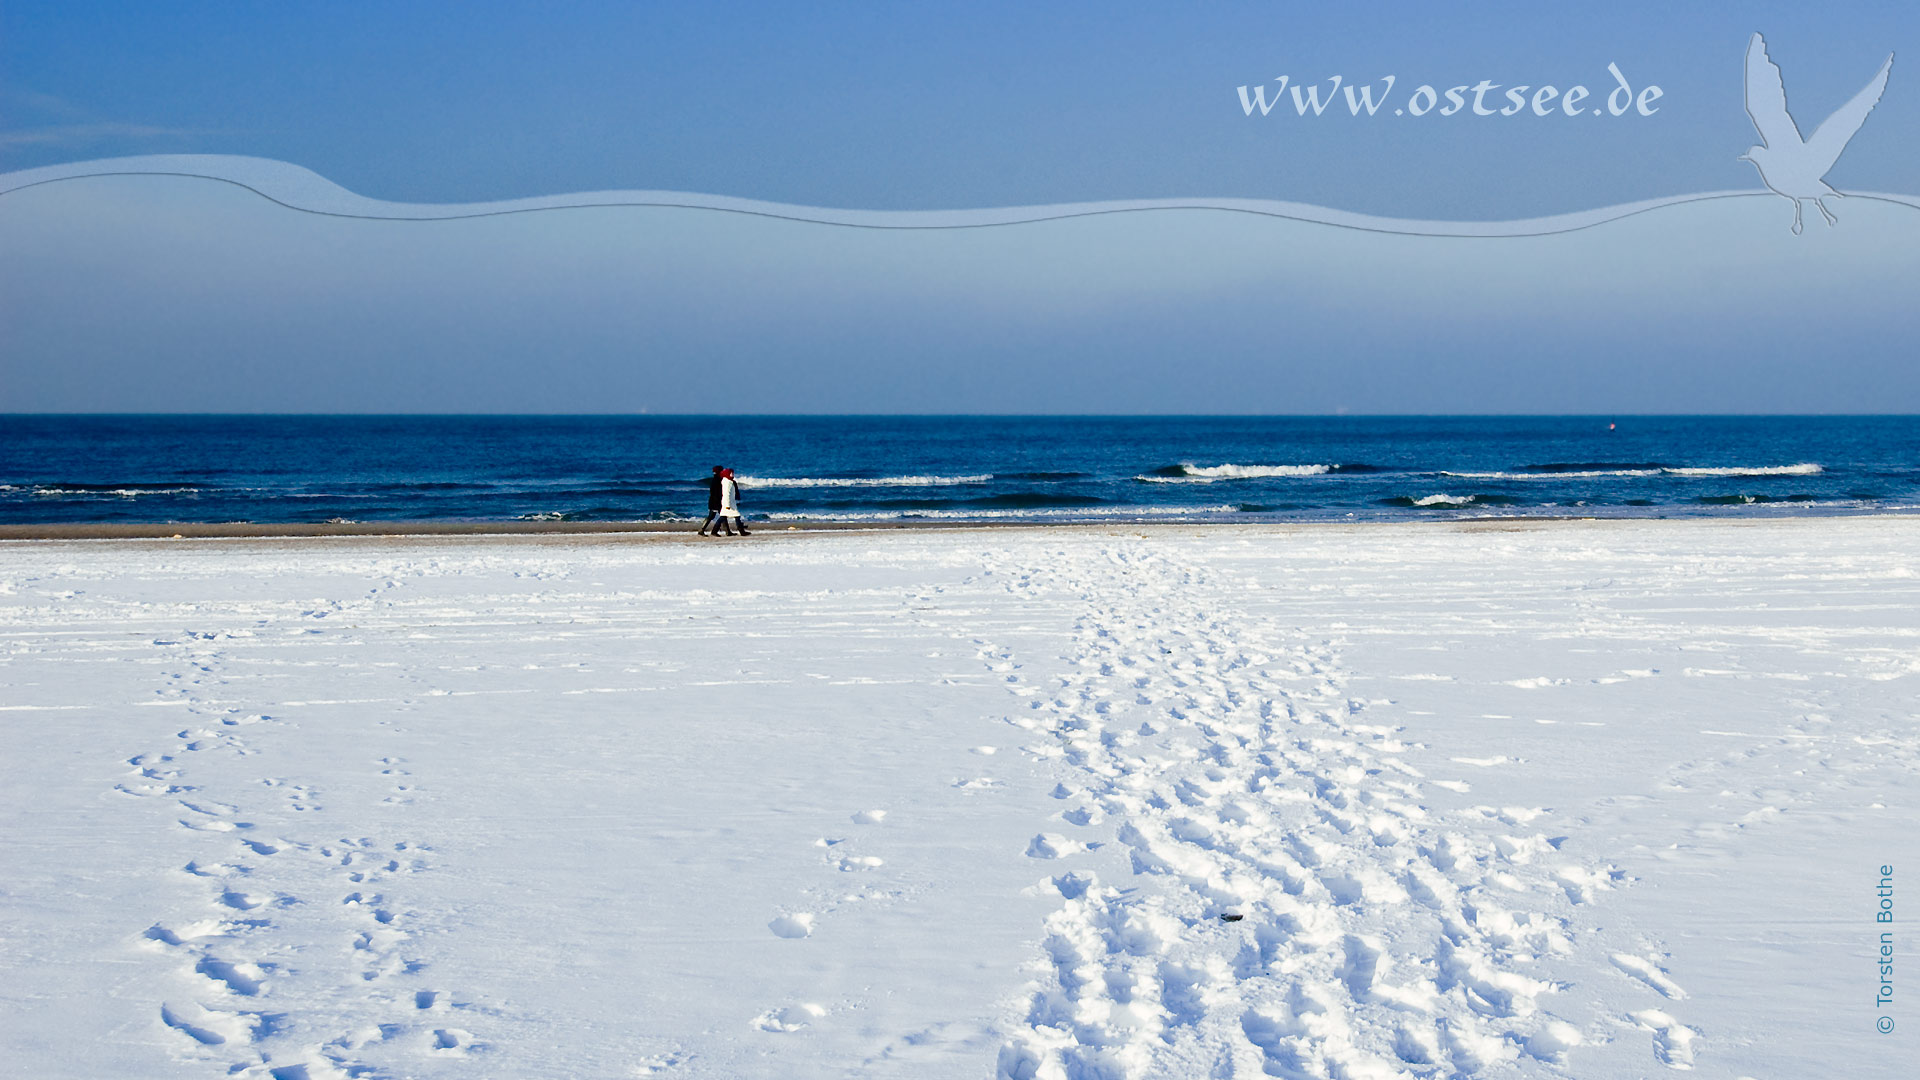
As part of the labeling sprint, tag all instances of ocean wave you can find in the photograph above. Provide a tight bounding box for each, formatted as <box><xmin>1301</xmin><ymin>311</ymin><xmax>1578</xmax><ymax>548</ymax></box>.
<box><xmin>546</xmin><ymin>485</ymin><xmax>699</xmax><ymax>499</ymax></box>
<box><xmin>1443</xmin><ymin>469</ymin><xmax>1663</xmax><ymax>480</ymax></box>
<box><xmin>1135</xmin><ymin>463</ymin><xmax>1333</xmax><ymax>483</ymax></box>
<box><xmin>511</xmin><ymin>508</ymin><xmax>695</xmax><ymax>521</ymax></box>
<box><xmin>341</xmin><ymin>481</ymin><xmax>500</xmax><ymax>492</ymax></box>
<box><xmin>1666</xmin><ymin>463</ymin><xmax>1823</xmax><ymax>477</ymax></box>
<box><xmin>1380</xmin><ymin>494</ymin><xmax>1477</xmax><ymax>508</ymax></box>
<box><xmin>29</xmin><ymin>485</ymin><xmax>202</xmax><ymax>497</ymax></box>
<box><xmin>1443</xmin><ymin>463</ymin><xmax>1823</xmax><ymax>480</ymax></box>
<box><xmin>763</xmin><ymin>504</ymin><xmax>1241</xmax><ymax>521</ymax></box>
<box><xmin>1697</xmin><ymin>493</ymin><xmax>1820</xmax><ymax>505</ymax></box>
<box><xmin>963</xmin><ymin>493</ymin><xmax>1108</xmax><ymax>509</ymax></box>
<box><xmin>736</xmin><ymin>474</ymin><xmax>993</xmax><ymax>488</ymax></box>
<box><xmin>1522</xmin><ymin>461</ymin><xmax>1670</xmax><ymax>473</ymax></box>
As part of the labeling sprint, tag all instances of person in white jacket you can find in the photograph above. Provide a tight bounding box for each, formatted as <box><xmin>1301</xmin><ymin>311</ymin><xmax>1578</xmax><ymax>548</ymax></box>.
<box><xmin>710</xmin><ymin>467</ymin><xmax>748</xmax><ymax>536</ymax></box>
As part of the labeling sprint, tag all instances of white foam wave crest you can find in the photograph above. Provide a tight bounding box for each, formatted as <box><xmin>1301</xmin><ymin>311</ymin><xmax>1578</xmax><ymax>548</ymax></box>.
<box><xmin>1442</xmin><ymin>463</ymin><xmax>1822</xmax><ymax>480</ymax></box>
<box><xmin>1411</xmin><ymin>494</ymin><xmax>1475</xmax><ymax>507</ymax></box>
<box><xmin>765</xmin><ymin>505</ymin><xmax>1240</xmax><ymax>521</ymax></box>
<box><xmin>737</xmin><ymin>474</ymin><xmax>992</xmax><ymax>489</ymax></box>
<box><xmin>30</xmin><ymin>486</ymin><xmax>201</xmax><ymax>497</ymax></box>
<box><xmin>1136</xmin><ymin>463</ymin><xmax>1332</xmax><ymax>483</ymax></box>
<box><xmin>1442</xmin><ymin>470</ymin><xmax>1663</xmax><ymax>480</ymax></box>
<box><xmin>1665</xmin><ymin>463</ymin><xmax>1823</xmax><ymax>477</ymax></box>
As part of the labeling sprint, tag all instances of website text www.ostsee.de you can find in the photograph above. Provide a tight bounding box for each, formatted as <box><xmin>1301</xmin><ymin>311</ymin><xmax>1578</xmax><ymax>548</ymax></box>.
<box><xmin>1238</xmin><ymin>64</ymin><xmax>1662</xmax><ymax>118</ymax></box>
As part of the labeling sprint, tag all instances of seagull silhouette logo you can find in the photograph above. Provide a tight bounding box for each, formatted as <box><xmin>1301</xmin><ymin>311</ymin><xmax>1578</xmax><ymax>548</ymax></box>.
<box><xmin>1741</xmin><ymin>32</ymin><xmax>1894</xmax><ymax>234</ymax></box>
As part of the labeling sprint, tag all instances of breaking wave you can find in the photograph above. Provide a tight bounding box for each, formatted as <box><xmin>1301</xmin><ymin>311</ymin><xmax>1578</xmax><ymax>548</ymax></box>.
<box><xmin>1376</xmin><ymin>493</ymin><xmax>1523</xmax><ymax>508</ymax></box>
<box><xmin>1443</xmin><ymin>469</ymin><xmax>1664</xmax><ymax>480</ymax></box>
<box><xmin>1135</xmin><ymin>463</ymin><xmax>1334</xmax><ymax>483</ymax></box>
<box><xmin>736</xmin><ymin>474</ymin><xmax>993</xmax><ymax>489</ymax></box>
<box><xmin>1665</xmin><ymin>463</ymin><xmax>1823</xmax><ymax>477</ymax></box>
<box><xmin>764</xmin><ymin>504</ymin><xmax>1241</xmax><ymax>521</ymax></box>
<box><xmin>26</xmin><ymin>484</ymin><xmax>202</xmax><ymax>497</ymax></box>
<box><xmin>1443</xmin><ymin>463</ymin><xmax>1823</xmax><ymax>480</ymax></box>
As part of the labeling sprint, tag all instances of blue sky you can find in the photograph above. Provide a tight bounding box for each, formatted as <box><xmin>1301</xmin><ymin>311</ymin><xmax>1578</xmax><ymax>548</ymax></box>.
<box><xmin>3</xmin><ymin>2</ymin><xmax>1914</xmax><ymax>217</ymax></box>
<box><xmin>2</xmin><ymin>3</ymin><xmax>1918</xmax><ymax>413</ymax></box>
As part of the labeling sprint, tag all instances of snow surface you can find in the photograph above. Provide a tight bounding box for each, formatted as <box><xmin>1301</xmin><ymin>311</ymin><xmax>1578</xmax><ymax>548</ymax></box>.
<box><xmin>2</xmin><ymin>520</ymin><xmax>1916</xmax><ymax>1078</ymax></box>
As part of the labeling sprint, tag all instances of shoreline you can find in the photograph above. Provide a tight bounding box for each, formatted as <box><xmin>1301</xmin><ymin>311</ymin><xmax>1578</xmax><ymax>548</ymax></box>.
<box><xmin>0</xmin><ymin>512</ymin><xmax>1908</xmax><ymax>544</ymax></box>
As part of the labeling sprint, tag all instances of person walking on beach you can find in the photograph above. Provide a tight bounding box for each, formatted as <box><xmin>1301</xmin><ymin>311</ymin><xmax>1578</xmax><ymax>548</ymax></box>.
<box><xmin>717</xmin><ymin>468</ymin><xmax>748</xmax><ymax>536</ymax></box>
<box><xmin>699</xmin><ymin>466</ymin><xmax>749</xmax><ymax>537</ymax></box>
<box><xmin>698</xmin><ymin>465</ymin><xmax>725</xmax><ymax>535</ymax></box>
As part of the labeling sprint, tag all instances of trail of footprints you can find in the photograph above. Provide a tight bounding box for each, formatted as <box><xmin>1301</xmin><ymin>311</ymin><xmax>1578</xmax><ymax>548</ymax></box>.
<box><xmin>119</xmin><ymin>616</ymin><xmax>479</xmax><ymax>1077</ymax></box>
<box><xmin>748</xmin><ymin>577</ymin><xmax>1028</xmax><ymax>1043</ymax></box>
<box><xmin>753</xmin><ymin>807</ymin><xmax>902</xmax><ymax>1034</ymax></box>
<box><xmin>980</xmin><ymin>544</ymin><xmax>1695</xmax><ymax>1079</ymax></box>
<box><xmin>104</xmin><ymin>554</ymin><xmax>1711</xmax><ymax>1075</ymax></box>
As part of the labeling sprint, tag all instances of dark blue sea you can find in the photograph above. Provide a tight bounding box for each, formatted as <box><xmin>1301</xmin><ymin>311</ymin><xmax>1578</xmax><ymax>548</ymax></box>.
<box><xmin>2</xmin><ymin>416</ymin><xmax>1916</xmax><ymax>525</ymax></box>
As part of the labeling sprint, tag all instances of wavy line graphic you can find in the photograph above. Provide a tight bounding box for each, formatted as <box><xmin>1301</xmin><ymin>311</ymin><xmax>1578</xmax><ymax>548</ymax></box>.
<box><xmin>4</xmin><ymin>154</ymin><xmax>1919</xmax><ymax>237</ymax></box>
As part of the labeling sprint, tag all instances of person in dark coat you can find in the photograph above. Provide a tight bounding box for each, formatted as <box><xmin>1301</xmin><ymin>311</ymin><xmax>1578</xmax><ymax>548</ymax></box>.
<box><xmin>698</xmin><ymin>465</ymin><xmax>725</xmax><ymax>535</ymax></box>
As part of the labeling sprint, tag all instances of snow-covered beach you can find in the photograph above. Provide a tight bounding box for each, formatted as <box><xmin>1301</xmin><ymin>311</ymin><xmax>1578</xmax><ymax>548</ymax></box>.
<box><xmin>3</xmin><ymin>519</ymin><xmax>1915</xmax><ymax>1079</ymax></box>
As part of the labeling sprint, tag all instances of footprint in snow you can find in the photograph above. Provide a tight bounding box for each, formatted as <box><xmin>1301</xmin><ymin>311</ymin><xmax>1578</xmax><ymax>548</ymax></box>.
<box><xmin>196</xmin><ymin>956</ymin><xmax>267</xmax><ymax>996</ymax></box>
<box><xmin>430</xmin><ymin>1027</ymin><xmax>478</xmax><ymax>1054</ymax></box>
<box><xmin>159</xmin><ymin>1002</ymin><xmax>254</xmax><ymax>1046</ymax></box>
<box><xmin>1025</xmin><ymin>833</ymin><xmax>1087</xmax><ymax>859</ymax></box>
<box><xmin>1060</xmin><ymin>806</ymin><xmax>1103</xmax><ymax>826</ymax></box>
<box><xmin>768</xmin><ymin>913</ymin><xmax>815</xmax><ymax>939</ymax></box>
<box><xmin>177</xmin><ymin>817</ymin><xmax>238</xmax><ymax>833</ymax></box>
<box><xmin>144</xmin><ymin>919</ymin><xmax>227</xmax><ymax>946</ymax></box>
<box><xmin>1630</xmin><ymin>1009</ymin><xmax>1697</xmax><ymax>1068</ymax></box>
<box><xmin>1610</xmin><ymin>953</ymin><xmax>1687</xmax><ymax>999</ymax></box>
<box><xmin>634</xmin><ymin>1048</ymin><xmax>694</xmax><ymax>1073</ymax></box>
<box><xmin>753</xmin><ymin>1004</ymin><xmax>825</xmax><ymax>1032</ymax></box>
<box><xmin>1525</xmin><ymin>1020</ymin><xmax>1585</xmax><ymax>1064</ymax></box>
